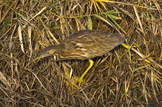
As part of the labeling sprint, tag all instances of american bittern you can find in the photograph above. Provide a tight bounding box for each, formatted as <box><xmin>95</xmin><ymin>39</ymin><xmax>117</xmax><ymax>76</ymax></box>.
<box><xmin>31</xmin><ymin>30</ymin><xmax>125</xmax><ymax>83</ymax></box>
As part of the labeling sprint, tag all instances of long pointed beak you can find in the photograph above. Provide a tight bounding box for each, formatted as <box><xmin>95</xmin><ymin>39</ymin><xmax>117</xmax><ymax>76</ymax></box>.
<box><xmin>30</xmin><ymin>45</ymin><xmax>56</xmax><ymax>62</ymax></box>
<box><xmin>30</xmin><ymin>52</ymin><xmax>50</xmax><ymax>62</ymax></box>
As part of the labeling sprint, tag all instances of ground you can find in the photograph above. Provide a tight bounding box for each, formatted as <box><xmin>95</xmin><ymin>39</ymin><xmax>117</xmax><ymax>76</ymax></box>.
<box><xmin>0</xmin><ymin>0</ymin><xmax>162</xmax><ymax>106</ymax></box>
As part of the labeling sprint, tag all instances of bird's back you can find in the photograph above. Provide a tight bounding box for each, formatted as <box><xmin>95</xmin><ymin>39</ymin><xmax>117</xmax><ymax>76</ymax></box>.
<box><xmin>59</xmin><ymin>30</ymin><xmax>125</xmax><ymax>60</ymax></box>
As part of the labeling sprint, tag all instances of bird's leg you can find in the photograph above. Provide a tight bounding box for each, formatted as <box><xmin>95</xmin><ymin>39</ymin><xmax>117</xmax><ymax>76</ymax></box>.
<box><xmin>62</xmin><ymin>62</ymin><xmax>73</xmax><ymax>78</ymax></box>
<box><xmin>121</xmin><ymin>43</ymin><xmax>138</xmax><ymax>62</ymax></box>
<box><xmin>76</xmin><ymin>59</ymin><xmax>94</xmax><ymax>84</ymax></box>
<box><xmin>62</xmin><ymin>62</ymin><xmax>77</xmax><ymax>89</ymax></box>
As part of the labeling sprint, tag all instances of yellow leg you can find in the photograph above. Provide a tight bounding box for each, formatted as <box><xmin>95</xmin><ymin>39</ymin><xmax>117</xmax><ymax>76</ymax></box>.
<box><xmin>76</xmin><ymin>59</ymin><xmax>94</xmax><ymax>84</ymax></box>
<box><xmin>121</xmin><ymin>43</ymin><xmax>138</xmax><ymax>62</ymax></box>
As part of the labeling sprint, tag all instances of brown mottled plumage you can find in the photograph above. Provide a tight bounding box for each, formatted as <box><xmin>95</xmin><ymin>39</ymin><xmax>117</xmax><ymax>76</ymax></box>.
<box><xmin>31</xmin><ymin>30</ymin><xmax>125</xmax><ymax>84</ymax></box>
<box><xmin>32</xmin><ymin>30</ymin><xmax>125</xmax><ymax>61</ymax></box>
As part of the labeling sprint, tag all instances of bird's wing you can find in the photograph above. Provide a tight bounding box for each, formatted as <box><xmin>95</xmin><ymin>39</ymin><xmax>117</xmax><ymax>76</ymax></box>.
<box><xmin>61</xmin><ymin>30</ymin><xmax>125</xmax><ymax>59</ymax></box>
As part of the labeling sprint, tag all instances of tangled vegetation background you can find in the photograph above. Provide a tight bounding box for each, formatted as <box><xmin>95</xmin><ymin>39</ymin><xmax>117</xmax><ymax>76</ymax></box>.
<box><xmin>0</xmin><ymin>0</ymin><xmax>162</xmax><ymax>106</ymax></box>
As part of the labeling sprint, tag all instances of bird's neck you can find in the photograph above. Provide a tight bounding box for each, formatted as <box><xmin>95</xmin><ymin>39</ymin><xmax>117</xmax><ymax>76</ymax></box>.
<box><xmin>51</xmin><ymin>44</ymin><xmax>65</xmax><ymax>60</ymax></box>
<box><xmin>53</xmin><ymin>44</ymin><xmax>65</xmax><ymax>53</ymax></box>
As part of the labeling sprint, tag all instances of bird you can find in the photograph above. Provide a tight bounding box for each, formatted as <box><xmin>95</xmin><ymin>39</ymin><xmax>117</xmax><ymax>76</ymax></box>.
<box><xmin>31</xmin><ymin>30</ymin><xmax>125</xmax><ymax>84</ymax></box>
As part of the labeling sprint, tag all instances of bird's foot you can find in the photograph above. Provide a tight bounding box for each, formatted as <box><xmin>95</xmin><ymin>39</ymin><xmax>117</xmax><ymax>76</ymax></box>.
<box><xmin>73</xmin><ymin>76</ymin><xmax>85</xmax><ymax>85</ymax></box>
<box><xmin>65</xmin><ymin>72</ymin><xmax>85</xmax><ymax>89</ymax></box>
<box><xmin>121</xmin><ymin>43</ymin><xmax>138</xmax><ymax>62</ymax></box>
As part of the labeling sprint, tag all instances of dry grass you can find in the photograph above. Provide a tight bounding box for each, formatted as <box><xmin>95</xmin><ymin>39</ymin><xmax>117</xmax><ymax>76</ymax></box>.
<box><xmin>0</xmin><ymin>0</ymin><xmax>162</xmax><ymax>106</ymax></box>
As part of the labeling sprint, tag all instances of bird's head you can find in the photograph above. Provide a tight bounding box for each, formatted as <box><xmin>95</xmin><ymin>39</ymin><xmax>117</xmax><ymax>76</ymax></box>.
<box><xmin>31</xmin><ymin>45</ymin><xmax>59</xmax><ymax>62</ymax></box>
